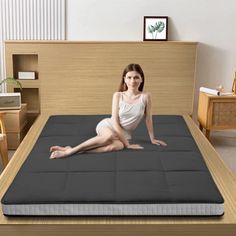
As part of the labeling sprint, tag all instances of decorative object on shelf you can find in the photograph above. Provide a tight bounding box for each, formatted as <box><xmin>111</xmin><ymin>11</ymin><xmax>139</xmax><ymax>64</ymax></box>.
<box><xmin>143</xmin><ymin>16</ymin><xmax>168</xmax><ymax>41</ymax></box>
<box><xmin>18</xmin><ymin>71</ymin><xmax>36</xmax><ymax>80</ymax></box>
<box><xmin>0</xmin><ymin>77</ymin><xmax>22</xmax><ymax>93</ymax></box>
<box><xmin>232</xmin><ymin>71</ymin><xmax>236</xmax><ymax>95</ymax></box>
<box><xmin>216</xmin><ymin>84</ymin><xmax>224</xmax><ymax>92</ymax></box>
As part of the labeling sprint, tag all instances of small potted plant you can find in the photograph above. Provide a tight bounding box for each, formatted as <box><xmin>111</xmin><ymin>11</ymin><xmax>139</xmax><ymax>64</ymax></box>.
<box><xmin>0</xmin><ymin>77</ymin><xmax>22</xmax><ymax>92</ymax></box>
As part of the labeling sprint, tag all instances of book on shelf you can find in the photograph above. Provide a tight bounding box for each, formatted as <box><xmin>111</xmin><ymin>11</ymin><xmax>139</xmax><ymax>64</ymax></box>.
<box><xmin>200</xmin><ymin>87</ymin><xmax>234</xmax><ymax>96</ymax></box>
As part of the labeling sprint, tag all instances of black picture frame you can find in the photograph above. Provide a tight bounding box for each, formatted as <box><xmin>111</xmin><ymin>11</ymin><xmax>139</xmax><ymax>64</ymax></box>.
<box><xmin>143</xmin><ymin>16</ymin><xmax>168</xmax><ymax>41</ymax></box>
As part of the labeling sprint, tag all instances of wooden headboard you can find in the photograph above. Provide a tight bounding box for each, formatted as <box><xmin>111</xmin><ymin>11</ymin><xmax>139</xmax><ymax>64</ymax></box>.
<box><xmin>5</xmin><ymin>41</ymin><xmax>197</xmax><ymax>115</ymax></box>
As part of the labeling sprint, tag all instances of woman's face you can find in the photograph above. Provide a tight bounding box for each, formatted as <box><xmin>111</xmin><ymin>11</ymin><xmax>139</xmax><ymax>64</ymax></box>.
<box><xmin>124</xmin><ymin>71</ymin><xmax>142</xmax><ymax>90</ymax></box>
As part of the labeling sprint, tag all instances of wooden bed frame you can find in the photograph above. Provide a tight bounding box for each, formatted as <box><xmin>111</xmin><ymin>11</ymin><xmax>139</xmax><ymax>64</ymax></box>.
<box><xmin>0</xmin><ymin>41</ymin><xmax>236</xmax><ymax>236</ymax></box>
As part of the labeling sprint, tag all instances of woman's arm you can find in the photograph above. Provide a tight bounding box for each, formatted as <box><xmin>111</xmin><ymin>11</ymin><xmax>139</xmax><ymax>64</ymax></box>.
<box><xmin>111</xmin><ymin>92</ymin><xmax>130</xmax><ymax>147</ymax></box>
<box><xmin>144</xmin><ymin>93</ymin><xmax>167</xmax><ymax>146</ymax></box>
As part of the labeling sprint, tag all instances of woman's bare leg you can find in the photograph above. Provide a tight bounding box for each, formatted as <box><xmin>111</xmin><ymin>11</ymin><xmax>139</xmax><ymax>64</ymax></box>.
<box><xmin>86</xmin><ymin>140</ymin><xmax>124</xmax><ymax>153</ymax></box>
<box><xmin>50</xmin><ymin>128</ymin><xmax>117</xmax><ymax>159</ymax></box>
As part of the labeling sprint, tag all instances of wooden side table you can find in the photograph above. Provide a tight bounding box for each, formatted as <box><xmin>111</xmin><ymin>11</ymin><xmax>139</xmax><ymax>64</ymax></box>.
<box><xmin>0</xmin><ymin>112</ymin><xmax>8</xmax><ymax>168</ymax></box>
<box><xmin>197</xmin><ymin>92</ymin><xmax>236</xmax><ymax>139</ymax></box>
<box><xmin>3</xmin><ymin>104</ymin><xmax>28</xmax><ymax>149</ymax></box>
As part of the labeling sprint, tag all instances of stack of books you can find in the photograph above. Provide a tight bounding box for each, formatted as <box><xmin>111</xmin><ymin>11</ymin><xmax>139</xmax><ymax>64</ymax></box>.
<box><xmin>200</xmin><ymin>87</ymin><xmax>234</xmax><ymax>96</ymax></box>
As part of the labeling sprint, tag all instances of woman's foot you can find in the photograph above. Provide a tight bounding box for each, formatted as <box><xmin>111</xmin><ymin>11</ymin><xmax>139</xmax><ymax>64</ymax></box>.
<box><xmin>50</xmin><ymin>148</ymin><xmax>72</xmax><ymax>159</ymax></box>
<box><xmin>50</xmin><ymin>146</ymin><xmax>71</xmax><ymax>152</ymax></box>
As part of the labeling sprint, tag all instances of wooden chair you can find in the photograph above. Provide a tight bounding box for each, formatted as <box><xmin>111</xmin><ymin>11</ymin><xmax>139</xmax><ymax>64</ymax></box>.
<box><xmin>0</xmin><ymin>112</ymin><xmax>8</xmax><ymax>168</ymax></box>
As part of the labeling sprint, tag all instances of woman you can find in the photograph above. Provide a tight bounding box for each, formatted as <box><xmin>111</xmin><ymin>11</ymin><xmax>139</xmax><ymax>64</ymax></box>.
<box><xmin>50</xmin><ymin>63</ymin><xmax>167</xmax><ymax>159</ymax></box>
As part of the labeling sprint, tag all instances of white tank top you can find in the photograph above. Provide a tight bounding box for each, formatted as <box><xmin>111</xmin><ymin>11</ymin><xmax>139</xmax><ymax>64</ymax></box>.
<box><xmin>118</xmin><ymin>92</ymin><xmax>145</xmax><ymax>132</ymax></box>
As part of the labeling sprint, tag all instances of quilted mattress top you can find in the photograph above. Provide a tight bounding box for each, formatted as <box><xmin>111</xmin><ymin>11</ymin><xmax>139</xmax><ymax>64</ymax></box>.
<box><xmin>2</xmin><ymin>115</ymin><xmax>224</xmax><ymax>205</ymax></box>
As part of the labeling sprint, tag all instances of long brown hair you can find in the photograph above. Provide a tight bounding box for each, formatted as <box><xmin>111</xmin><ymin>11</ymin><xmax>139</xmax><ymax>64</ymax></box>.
<box><xmin>118</xmin><ymin>64</ymin><xmax>145</xmax><ymax>92</ymax></box>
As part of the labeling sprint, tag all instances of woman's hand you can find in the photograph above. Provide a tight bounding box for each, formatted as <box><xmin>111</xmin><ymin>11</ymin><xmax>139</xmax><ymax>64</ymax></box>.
<box><xmin>151</xmin><ymin>139</ymin><xmax>167</xmax><ymax>146</ymax></box>
<box><xmin>127</xmin><ymin>144</ymin><xmax>144</xmax><ymax>149</ymax></box>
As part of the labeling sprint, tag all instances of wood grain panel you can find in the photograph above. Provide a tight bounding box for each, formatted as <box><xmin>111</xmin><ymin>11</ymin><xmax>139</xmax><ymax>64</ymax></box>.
<box><xmin>5</xmin><ymin>41</ymin><xmax>197</xmax><ymax>115</ymax></box>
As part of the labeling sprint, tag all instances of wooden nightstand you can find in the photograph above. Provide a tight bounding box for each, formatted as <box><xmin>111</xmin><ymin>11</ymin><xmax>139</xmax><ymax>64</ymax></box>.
<box><xmin>2</xmin><ymin>104</ymin><xmax>28</xmax><ymax>149</ymax></box>
<box><xmin>197</xmin><ymin>92</ymin><xmax>236</xmax><ymax>139</ymax></box>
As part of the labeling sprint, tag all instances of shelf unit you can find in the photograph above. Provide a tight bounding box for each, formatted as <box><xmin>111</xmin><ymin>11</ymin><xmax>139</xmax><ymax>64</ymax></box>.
<box><xmin>7</xmin><ymin>53</ymin><xmax>40</xmax><ymax>127</ymax></box>
<box><xmin>12</xmin><ymin>54</ymin><xmax>38</xmax><ymax>79</ymax></box>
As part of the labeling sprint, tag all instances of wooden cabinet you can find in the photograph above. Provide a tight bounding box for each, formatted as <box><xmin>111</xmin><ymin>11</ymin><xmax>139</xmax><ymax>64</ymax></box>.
<box><xmin>4</xmin><ymin>104</ymin><xmax>28</xmax><ymax>149</ymax></box>
<box><xmin>197</xmin><ymin>92</ymin><xmax>236</xmax><ymax>139</ymax></box>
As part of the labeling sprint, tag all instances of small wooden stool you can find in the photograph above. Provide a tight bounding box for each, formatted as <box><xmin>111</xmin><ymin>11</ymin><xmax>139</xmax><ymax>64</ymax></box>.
<box><xmin>0</xmin><ymin>112</ymin><xmax>9</xmax><ymax>168</ymax></box>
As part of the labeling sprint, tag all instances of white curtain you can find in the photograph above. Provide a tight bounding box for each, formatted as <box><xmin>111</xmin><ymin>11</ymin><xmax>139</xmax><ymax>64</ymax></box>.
<box><xmin>0</xmin><ymin>0</ymin><xmax>66</xmax><ymax>91</ymax></box>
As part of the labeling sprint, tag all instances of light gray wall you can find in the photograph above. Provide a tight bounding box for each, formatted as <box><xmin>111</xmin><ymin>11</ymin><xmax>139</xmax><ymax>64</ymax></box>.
<box><xmin>67</xmin><ymin>0</ymin><xmax>236</xmax><ymax>117</ymax></box>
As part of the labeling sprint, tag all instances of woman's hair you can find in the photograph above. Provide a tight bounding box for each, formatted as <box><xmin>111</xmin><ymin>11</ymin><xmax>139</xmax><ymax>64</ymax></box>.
<box><xmin>118</xmin><ymin>63</ymin><xmax>145</xmax><ymax>92</ymax></box>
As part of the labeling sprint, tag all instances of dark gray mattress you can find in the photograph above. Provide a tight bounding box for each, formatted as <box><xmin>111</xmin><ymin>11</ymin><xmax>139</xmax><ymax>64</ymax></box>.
<box><xmin>1</xmin><ymin>115</ymin><xmax>224</xmax><ymax>216</ymax></box>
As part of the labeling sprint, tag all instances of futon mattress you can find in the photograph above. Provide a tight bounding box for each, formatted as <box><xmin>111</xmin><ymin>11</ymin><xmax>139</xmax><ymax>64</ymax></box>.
<box><xmin>1</xmin><ymin>115</ymin><xmax>224</xmax><ymax>216</ymax></box>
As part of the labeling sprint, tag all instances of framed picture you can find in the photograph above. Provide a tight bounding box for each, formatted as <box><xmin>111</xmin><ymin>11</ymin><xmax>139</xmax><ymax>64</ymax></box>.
<box><xmin>143</xmin><ymin>16</ymin><xmax>168</xmax><ymax>41</ymax></box>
